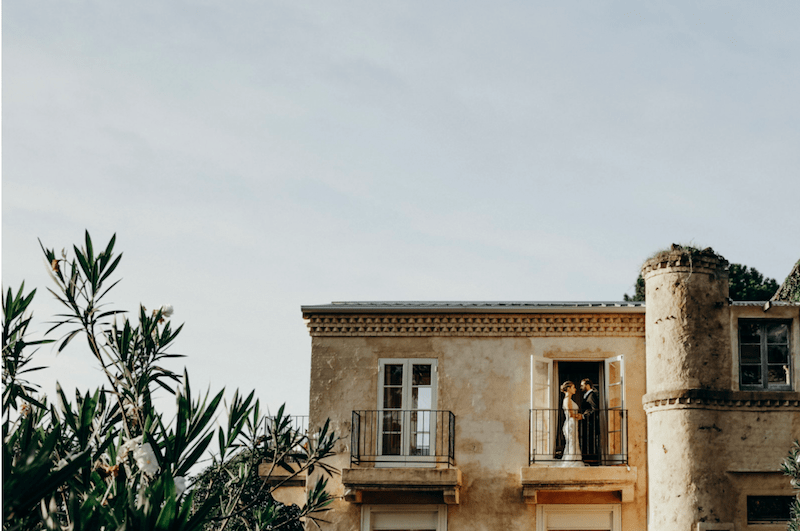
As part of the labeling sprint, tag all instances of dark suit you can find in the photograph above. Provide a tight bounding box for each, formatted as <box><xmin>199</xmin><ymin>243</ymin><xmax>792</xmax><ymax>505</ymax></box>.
<box><xmin>579</xmin><ymin>388</ymin><xmax>600</xmax><ymax>465</ymax></box>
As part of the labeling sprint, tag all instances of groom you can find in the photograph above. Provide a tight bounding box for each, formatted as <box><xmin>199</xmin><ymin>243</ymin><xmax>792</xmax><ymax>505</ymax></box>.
<box><xmin>579</xmin><ymin>379</ymin><xmax>600</xmax><ymax>465</ymax></box>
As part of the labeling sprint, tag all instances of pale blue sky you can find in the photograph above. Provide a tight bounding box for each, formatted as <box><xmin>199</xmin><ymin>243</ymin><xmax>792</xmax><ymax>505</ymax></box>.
<box><xmin>3</xmin><ymin>1</ymin><xmax>799</xmax><ymax>414</ymax></box>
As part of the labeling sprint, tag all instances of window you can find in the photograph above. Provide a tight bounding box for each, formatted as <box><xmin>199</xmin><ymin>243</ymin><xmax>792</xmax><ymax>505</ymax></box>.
<box><xmin>361</xmin><ymin>505</ymin><xmax>447</xmax><ymax>531</ymax></box>
<box><xmin>377</xmin><ymin>359</ymin><xmax>438</xmax><ymax>465</ymax></box>
<box><xmin>536</xmin><ymin>504</ymin><xmax>621</xmax><ymax>531</ymax></box>
<box><xmin>739</xmin><ymin>320</ymin><xmax>792</xmax><ymax>390</ymax></box>
<box><xmin>747</xmin><ymin>496</ymin><xmax>794</xmax><ymax>524</ymax></box>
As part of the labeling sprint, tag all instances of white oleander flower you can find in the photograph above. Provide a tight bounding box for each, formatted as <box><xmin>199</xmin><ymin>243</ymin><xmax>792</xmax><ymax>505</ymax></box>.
<box><xmin>133</xmin><ymin>442</ymin><xmax>159</xmax><ymax>476</ymax></box>
<box><xmin>174</xmin><ymin>476</ymin><xmax>187</xmax><ymax>497</ymax></box>
<box><xmin>160</xmin><ymin>304</ymin><xmax>174</xmax><ymax>318</ymax></box>
<box><xmin>135</xmin><ymin>487</ymin><xmax>146</xmax><ymax>508</ymax></box>
<box><xmin>55</xmin><ymin>453</ymin><xmax>78</xmax><ymax>470</ymax></box>
<box><xmin>117</xmin><ymin>436</ymin><xmax>143</xmax><ymax>464</ymax></box>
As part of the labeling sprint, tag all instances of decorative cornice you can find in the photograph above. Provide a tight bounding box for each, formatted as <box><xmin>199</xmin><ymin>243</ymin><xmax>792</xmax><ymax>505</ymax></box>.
<box><xmin>643</xmin><ymin>389</ymin><xmax>800</xmax><ymax>412</ymax></box>
<box><xmin>303</xmin><ymin>313</ymin><xmax>645</xmax><ymax>338</ymax></box>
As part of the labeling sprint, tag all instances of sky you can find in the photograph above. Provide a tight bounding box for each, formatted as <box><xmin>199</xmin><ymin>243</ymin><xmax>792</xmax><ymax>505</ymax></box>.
<box><xmin>3</xmin><ymin>1</ymin><xmax>799</xmax><ymax>416</ymax></box>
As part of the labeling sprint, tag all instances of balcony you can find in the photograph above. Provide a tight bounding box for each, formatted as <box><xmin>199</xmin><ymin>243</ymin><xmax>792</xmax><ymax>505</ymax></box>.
<box><xmin>345</xmin><ymin>410</ymin><xmax>460</xmax><ymax>504</ymax></box>
<box><xmin>529</xmin><ymin>408</ymin><xmax>628</xmax><ymax>465</ymax></box>
<box><xmin>524</xmin><ymin>408</ymin><xmax>635</xmax><ymax>504</ymax></box>
<box><xmin>351</xmin><ymin>410</ymin><xmax>456</xmax><ymax>466</ymax></box>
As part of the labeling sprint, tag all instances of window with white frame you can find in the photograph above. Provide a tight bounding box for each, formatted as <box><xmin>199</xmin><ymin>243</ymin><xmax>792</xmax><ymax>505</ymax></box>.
<box><xmin>377</xmin><ymin>359</ymin><xmax>438</xmax><ymax>465</ymax></box>
<box><xmin>361</xmin><ymin>505</ymin><xmax>447</xmax><ymax>531</ymax></box>
<box><xmin>536</xmin><ymin>504</ymin><xmax>620</xmax><ymax>531</ymax></box>
<box><xmin>739</xmin><ymin>320</ymin><xmax>793</xmax><ymax>390</ymax></box>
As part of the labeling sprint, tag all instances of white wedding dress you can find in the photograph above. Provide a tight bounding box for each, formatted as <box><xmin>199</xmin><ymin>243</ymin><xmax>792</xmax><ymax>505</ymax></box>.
<box><xmin>560</xmin><ymin>397</ymin><xmax>585</xmax><ymax>467</ymax></box>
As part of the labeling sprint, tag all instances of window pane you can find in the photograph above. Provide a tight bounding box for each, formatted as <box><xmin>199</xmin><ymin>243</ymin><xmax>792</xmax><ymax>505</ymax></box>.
<box><xmin>740</xmin><ymin>344</ymin><xmax>762</xmax><ymax>364</ymax></box>
<box><xmin>371</xmin><ymin>509</ymin><xmax>438</xmax><ymax>528</ymax></box>
<box><xmin>608</xmin><ymin>361</ymin><xmax>621</xmax><ymax>383</ymax></box>
<box><xmin>413</xmin><ymin>387</ymin><xmax>432</xmax><ymax>410</ymax></box>
<box><xmin>412</xmin><ymin>365</ymin><xmax>431</xmax><ymax>385</ymax></box>
<box><xmin>382</xmin><ymin>433</ymin><xmax>401</xmax><ymax>455</ymax></box>
<box><xmin>767</xmin><ymin>345</ymin><xmax>789</xmax><ymax>364</ymax></box>
<box><xmin>767</xmin><ymin>365</ymin><xmax>790</xmax><ymax>385</ymax></box>
<box><xmin>384</xmin><ymin>365</ymin><xmax>403</xmax><ymax>386</ymax></box>
<box><xmin>747</xmin><ymin>496</ymin><xmax>793</xmax><ymax>524</ymax></box>
<box><xmin>740</xmin><ymin>322</ymin><xmax>762</xmax><ymax>343</ymax></box>
<box><xmin>383</xmin><ymin>387</ymin><xmax>402</xmax><ymax>409</ymax></box>
<box><xmin>741</xmin><ymin>365</ymin><xmax>762</xmax><ymax>386</ymax></box>
<box><xmin>412</xmin><ymin>433</ymin><xmax>431</xmax><ymax>455</ymax></box>
<box><xmin>608</xmin><ymin>384</ymin><xmax>621</xmax><ymax>408</ymax></box>
<box><xmin>767</xmin><ymin>323</ymin><xmax>789</xmax><ymax>344</ymax></box>
<box><xmin>382</xmin><ymin>411</ymin><xmax>402</xmax><ymax>432</ymax></box>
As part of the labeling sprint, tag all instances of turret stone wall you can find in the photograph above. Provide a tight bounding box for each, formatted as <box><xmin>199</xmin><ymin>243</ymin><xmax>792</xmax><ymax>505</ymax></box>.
<box><xmin>643</xmin><ymin>247</ymin><xmax>800</xmax><ymax>531</ymax></box>
<box><xmin>642</xmin><ymin>247</ymin><xmax>731</xmax><ymax>393</ymax></box>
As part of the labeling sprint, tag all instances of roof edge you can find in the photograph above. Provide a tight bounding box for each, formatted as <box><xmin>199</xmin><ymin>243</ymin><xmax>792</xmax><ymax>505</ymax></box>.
<box><xmin>301</xmin><ymin>301</ymin><xmax>646</xmax><ymax>315</ymax></box>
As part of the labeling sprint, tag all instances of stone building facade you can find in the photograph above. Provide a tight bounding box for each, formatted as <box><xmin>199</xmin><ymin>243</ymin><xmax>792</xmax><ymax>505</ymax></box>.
<box><xmin>301</xmin><ymin>248</ymin><xmax>799</xmax><ymax>531</ymax></box>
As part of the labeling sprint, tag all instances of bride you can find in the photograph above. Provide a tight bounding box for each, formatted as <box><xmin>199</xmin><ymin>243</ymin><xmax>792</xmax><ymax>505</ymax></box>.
<box><xmin>559</xmin><ymin>381</ymin><xmax>585</xmax><ymax>467</ymax></box>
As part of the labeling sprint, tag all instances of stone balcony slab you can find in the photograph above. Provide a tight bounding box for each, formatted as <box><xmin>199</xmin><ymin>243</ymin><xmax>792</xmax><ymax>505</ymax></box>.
<box><xmin>520</xmin><ymin>465</ymin><xmax>637</xmax><ymax>504</ymax></box>
<box><xmin>342</xmin><ymin>467</ymin><xmax>462</xmax><ymax>504</ymax></box>
<box><xmin>257</xmin><ymin>462</ymin><xmax>307</xmax><ymax>487</ymax></box>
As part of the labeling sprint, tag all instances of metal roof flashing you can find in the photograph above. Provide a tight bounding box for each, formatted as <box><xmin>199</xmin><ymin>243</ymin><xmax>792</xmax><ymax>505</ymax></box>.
<box><xmin>301</xmin><ymin>301</ymin><xmax>646</xmax><ymax>315</ymax></box>
<box><xmin>731</xmin><ymin>300</ymin><xmax>800</xmax><ymax>306</ymax></box>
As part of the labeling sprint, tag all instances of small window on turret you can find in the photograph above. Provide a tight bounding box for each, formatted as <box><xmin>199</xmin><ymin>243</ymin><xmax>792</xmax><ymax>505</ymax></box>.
<box><xmin>738</xmin><ymin>320</ymin><xmax>792</xmax><ymax>391</ymax></box>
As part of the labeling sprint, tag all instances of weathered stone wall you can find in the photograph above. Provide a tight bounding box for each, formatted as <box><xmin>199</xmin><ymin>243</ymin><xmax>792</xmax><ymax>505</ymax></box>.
<box><xmin>645</xmin><ymin>398</ymin><xmax>800</xmax><ymax>529</ymax></box>
<box><xmin>642</xmin><ymin>248</ymin><xmax>731</xmax><ymax>393</ymax></box>
<box><xmin>308</xmin><ymin>325</ymin><xmax>648</xmax><ymax>530</ymax></box>
<box><xmin>643</xmin><ymin>248</ymin><xmax>800</xmax><ymax>531</ymax></box>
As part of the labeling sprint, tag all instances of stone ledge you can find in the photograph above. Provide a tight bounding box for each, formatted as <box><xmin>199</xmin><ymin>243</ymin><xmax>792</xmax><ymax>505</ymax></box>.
<box><xmin>696</xmin><ymin>524</ymin><xmax>734</xmax><ymax>531</ymax></box>
<box><xmin>257</xmin><ymin>462</ymin><xmax>307</xmax><ymax>487</ymax></box>
<box><xmin>342</xmin><ymin>467</ymin><xmax>462</xmax><ymax>504</ymax></box>
<box><xmin>643</xmin><ymin>389</ymin><xmax>800</xmax><ymax>411</ymax></box>
<box><xmin>520</xmin><ymin>465</ymin><xmax>637</xmax><ymax>504</ymax></box>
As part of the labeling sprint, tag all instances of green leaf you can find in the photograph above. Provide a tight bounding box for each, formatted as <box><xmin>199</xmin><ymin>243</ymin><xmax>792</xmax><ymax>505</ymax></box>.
<box><xmin>175</xmin><ymin>432</ymin><xmax>214</xmax><ymax>477</ymax></box>
<box><xmin>102</xmin><ymin>233</ymin><xmax>116</xmax><ymax>260</ymax></box>
<box><xmin>84</xmin><ymin>230</ymin><xmax>94</xmax><ymax>264</ymax></box>
<box><xmin>57</xmin><ymin>383</ymin><xmax>78</xmax><ymax>432</ymax></box>
<box><xmin>98</xmin><ymin>254</ymin><xmax>122</xmax><ymax>286</ymax></box>
<box><xmin>154</xmin><ymin>490</ymin><xmax>177</xmax><ymax>530</ymax></box>
<box><xmin>58</xmin><ymin>329</ymin><xmax>82</xmax><ymax>352</ymax></box>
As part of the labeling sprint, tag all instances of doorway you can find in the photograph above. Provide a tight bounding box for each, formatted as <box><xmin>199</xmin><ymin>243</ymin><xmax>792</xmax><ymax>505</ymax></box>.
<box><xmin>554</xmin><ymin>361</ymin><xmax>601</xmax><ymax>463</ymax></box>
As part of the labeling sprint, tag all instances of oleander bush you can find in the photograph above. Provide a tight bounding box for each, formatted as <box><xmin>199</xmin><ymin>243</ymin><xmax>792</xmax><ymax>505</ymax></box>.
<box><xmin>3</xmin><ymin>232</ymin><xmax>335</xmax><ymax>531</ymax></box>
<box><xmin>783</xmin><ymin>441</ymin><xmax>800</xmax><ymax>531</ymax></box>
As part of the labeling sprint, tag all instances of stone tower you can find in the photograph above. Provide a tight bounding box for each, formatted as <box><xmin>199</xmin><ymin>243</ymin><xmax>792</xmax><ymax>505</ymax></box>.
<box><xmin>642</xmin><ymin>246</ymin><xmax>733</xmax><ymax>530</ymax></box>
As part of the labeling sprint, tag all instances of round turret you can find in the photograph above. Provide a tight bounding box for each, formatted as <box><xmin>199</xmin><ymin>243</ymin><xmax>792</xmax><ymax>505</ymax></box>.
<box><xmin>642</xmin><ymin>246</ymin><xmax>731</xmax><ymax>394</ymax></box>
<box><xmin>643</xmin><ymin>245</ymin><xmax>734</xmax><ymax>529</ymax></box>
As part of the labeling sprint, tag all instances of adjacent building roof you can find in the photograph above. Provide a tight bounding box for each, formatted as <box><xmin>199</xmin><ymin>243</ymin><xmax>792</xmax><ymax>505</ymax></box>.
<box><xmin>771</xmin><ymin>259</ymin><xmax>800</xmax><ymax>302</ymax></box>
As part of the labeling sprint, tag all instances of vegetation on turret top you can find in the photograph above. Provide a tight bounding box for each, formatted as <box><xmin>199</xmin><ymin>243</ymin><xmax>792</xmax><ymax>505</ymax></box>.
<box><xmin>624</xmin><ymin>244</ymin><xmax>789</xmax><ymax>302</ymax></box>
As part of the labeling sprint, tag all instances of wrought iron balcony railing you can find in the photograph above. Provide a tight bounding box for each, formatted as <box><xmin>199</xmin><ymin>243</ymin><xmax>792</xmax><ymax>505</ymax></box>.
<box><xmin>351</xmin><ymin>410</ymin><xmax>456</xmax><ymax>466</ymax></box>
<box><xmin>529</xmin><ymin>408</ymin><xmax>628</xmax><ymax>465</ymax></box>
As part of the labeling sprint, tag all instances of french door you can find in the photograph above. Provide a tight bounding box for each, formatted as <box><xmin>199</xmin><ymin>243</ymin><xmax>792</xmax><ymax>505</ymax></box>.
<box><xmin>603</xmin><ymin>355</ymin><xmax>625</xmax><ymax>464</ymax></box>
<box><xmin>530</xmin><ymin>354</ymin><xmax>554</xmax><ymax>461</ymax></box>
<box><xmin>377</xmin><ymin>359</ymin><xmax>438</xmax><ymax>466</ymax></box>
